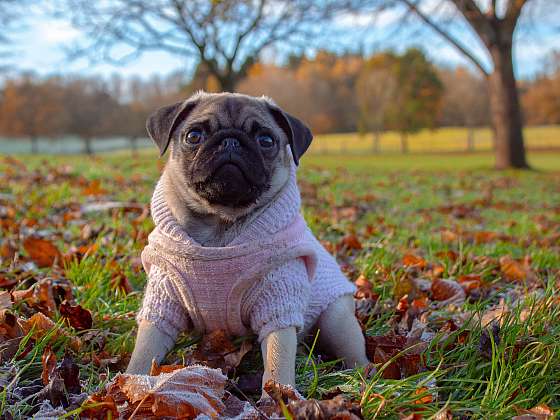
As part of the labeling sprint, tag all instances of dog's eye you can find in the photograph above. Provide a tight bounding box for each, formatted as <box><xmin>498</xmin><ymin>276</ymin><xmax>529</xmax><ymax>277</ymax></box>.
<box><xmin>185</xmin><ymin>130</ymin><xmax>203</xmax><ymax>145</ymax></box>
<box><xmin>257</xmin><ymin>134</ymin><xmax>274</xmax><ymax>148</ymax></box>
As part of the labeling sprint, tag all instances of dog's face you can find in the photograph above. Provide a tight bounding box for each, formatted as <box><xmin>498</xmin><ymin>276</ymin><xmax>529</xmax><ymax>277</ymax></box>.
<box><xmin>146</xmin><ymin>92</ymin><xmax>312</xmax><ymax>221</ymax></box>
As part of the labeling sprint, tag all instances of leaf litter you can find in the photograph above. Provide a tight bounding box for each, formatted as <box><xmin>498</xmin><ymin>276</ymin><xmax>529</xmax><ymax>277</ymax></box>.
<box><xmin>0</xmin><ymin>156</ymin><xmax>559</xmax><ymax>418</ymax></box>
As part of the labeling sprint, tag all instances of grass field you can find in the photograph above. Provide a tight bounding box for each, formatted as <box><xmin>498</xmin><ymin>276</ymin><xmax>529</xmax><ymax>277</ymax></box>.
<box><xmin>311</xmin><ymin>126</ymin><xmax>560</xmax><ymax>154</ymax></box>
<box><xmin>1</xmin><ymin>125</ymin><xmax>559</xmax><ymax>156</ymax></box>
<box><xmin>0</xmin><ymin>152</ymin><xmax>559</xmax><ymax>418</ymax></box>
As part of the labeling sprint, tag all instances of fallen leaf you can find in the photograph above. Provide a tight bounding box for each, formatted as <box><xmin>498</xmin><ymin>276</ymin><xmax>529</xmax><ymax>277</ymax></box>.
<box><xmin>23</xmin><ymin>237</ymin><xmax>62</xmax><ymax>268</ymax></box>
<box><xmin>22</xmin><ymin>312</ymin><xmax>82</xmax><ymax>351</ymax></box>
<box><xmin>107</xmin><ymin>366</ymin><xmax>227</xmax><ymax>418</ymax></box>
<box><xmin>414</xmin><ymin>386</ymin><xmax>432</xmax><ymax>404</ymax></box>
<box><xmin>0</xmin><ymin>291</ymin><xmax>11</xmax><ymax>310</ymax></box>
<box><xmin>41</xmin><ymin>346</ymin><xmax>57</xmax><ymax>385</ymax></box>
<box><xmin>499</xmin><ymin>256</ymin><xmax>537</xmax><ymax>282</ymax></box>
<box><xmin>190</xmin><ymin>330</ymin><xmax>252</xmax><ymax>373</ymax></box>
<box><xmin>402</xmin><ymin>254</ymin><xmax>427</xmax><ymax>269</ymax></box>
<box><xmin>513</xmin><ymin>403</ymin><xmax>554</xmax><ymax>419</ymax></box>
<box><xmin>338</xmin><ymin>234</ymin><xmax>363</xmax><ymax>251</ymax></box>
<box><xmin>431</xmin><ymin>279</ymin><xmax>466</xmax><ymax>305</ymax></box>
<box><xmin>60</xmin><ymin>301</ymin><xmax>93</xmax><ymax>330</ymax></box>
<box><xmin>288</xmin><ymin>395</ymin><xmax>362</xmax><ymax>420</ymax></box>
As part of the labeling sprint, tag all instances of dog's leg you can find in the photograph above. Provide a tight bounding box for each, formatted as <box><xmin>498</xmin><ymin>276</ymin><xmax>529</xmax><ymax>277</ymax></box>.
<box><xmin>317</xmin><ymin>294</ymin><xmax>369</xmax><ymax>367</ymax></box>
<box><xmin>126</xmin><ymin>320</ymin><xmax>176</xmax><ymax>374</ymax></box>
<box><xmin>261</xmin><ymin>327</ymin><xmax>297</xmax><ymax>388</ymax></box>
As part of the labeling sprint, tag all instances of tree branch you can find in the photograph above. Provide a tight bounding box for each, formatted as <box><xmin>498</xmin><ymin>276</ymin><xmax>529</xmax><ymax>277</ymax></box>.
<box><xmin>401</xmin><ymin>0</ymin><xmax>489</xmax><ymax>76</ymax></box>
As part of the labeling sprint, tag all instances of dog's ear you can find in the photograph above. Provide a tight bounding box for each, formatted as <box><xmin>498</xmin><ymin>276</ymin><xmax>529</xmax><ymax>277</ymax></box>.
<box><xmin>146</xmin><ymin>99</ymin><xmax>198</xmax><ymax>156</ymax></box>
<box><xmin>267</xmin><ymin>104</ymin><xmax>313</xmax><ymax>166</ymax></box>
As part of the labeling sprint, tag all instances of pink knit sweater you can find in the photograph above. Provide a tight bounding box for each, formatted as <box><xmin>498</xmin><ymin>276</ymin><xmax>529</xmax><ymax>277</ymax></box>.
<box><xmin>137</xmin><ymin>167</ymin><xmax>356</xmax><ymax>342</ymax></box>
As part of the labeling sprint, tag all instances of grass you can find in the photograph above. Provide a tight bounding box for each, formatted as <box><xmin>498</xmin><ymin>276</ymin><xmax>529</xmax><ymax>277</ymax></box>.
<box><xmin>0</xmin><ymin>151</ymin><xmax>559</xmax><ymax>418</ymax></box>
<box><xmin>311</xmin><ymin>125</ymin><xmax>560</xmax><ymax>154</ymax></box>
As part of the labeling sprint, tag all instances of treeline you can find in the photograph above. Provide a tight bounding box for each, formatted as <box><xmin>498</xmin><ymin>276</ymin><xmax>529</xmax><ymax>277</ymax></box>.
<box><xmin>0</xmin><ymin>48</ymin><xmax>558</xmax><ymax>154</ymax></box>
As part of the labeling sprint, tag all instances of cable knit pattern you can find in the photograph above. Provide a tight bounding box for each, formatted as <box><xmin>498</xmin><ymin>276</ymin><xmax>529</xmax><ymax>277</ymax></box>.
<box><xmin>137</xmin><ymin>165</ymin><xmax>356</xmax><ymax>342</ymax></box>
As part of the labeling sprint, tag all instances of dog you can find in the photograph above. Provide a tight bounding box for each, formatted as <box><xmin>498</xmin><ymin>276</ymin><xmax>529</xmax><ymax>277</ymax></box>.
<box><xmin>126</xmin><ymin>91</ymin><xmax>369</xmax><ymax>391</ymax></box>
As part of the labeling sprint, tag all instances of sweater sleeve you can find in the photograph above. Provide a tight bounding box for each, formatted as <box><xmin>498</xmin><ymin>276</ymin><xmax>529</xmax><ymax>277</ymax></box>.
<box><xmin>243</xmin><ymin>257</ymin><xmax>311</xmax><ymax>342</ymax></box>
<box><xmin>137</xmin><ymin>265</ymin><xmax>192</xmax><ymax>341</ymax></box>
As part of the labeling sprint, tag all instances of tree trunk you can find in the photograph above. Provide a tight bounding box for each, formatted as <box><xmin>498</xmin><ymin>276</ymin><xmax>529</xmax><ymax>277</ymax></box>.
<box><xmin>466</xmin><ymin>126</ymin><xmax>475</xmax><ymax>152</ymax></box>
<box><xmin>130</xmin><ymin>136</ymin><xmax>138</xmax><ymax>157</ymax></box>
<box><xmin>488</xmin><ymin>44</ymin><xmax>528</xmax><ymax>169</ymax></box>
<box><xmin>372</xmin><ymin>131</ymin><xmax>380</xmax><ymax>153</ymax></box>
<box><xmin>400</xmin><ymin>132</ymin><xmax>408</xmax><ymax>154</ymax></box>
<box><xmin>31</xmin><ymin>136</ymin><xmax>38</xmax><ymax>154</ymax></box>
<box><xmin>84</xmin><ymin>137</ymin><xmax>93</xmax><ymax>155</ymax></box>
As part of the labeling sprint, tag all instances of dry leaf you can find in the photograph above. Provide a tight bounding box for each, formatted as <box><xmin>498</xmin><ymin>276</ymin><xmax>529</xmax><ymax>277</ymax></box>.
<box><xmin>60</xmin><ymin>301</ymin><xmax>93</xmax><ymax>330</ymax></box>
<box><xmin>190</xmin><ymin>330</ymin><xmax>252</xmax><ymax>373</ymax></box>
<box><xmin>499</xmin><ymin>256</ymin><xmax>537</xmax><ymax>282</ymax></box>
<box><xmin>513</xmin><ymin>403</ymin><xmax>554</xmax><ymax>419</ymax></box>
<box><xmin>41</xmin><ymin>346</ymin><xmax>57</xmax><ymax>385</ymax></box>
<box><xmin>22</xmin><ymin>312</ymin><xmax>82</xmax><ymax>351</ymax></box>
<box><xmin>108</xmin><ymin>366</ymin><xmax>227</xmax><ymax>418</ymax></box>
<box><xmin>288</xmin><ymin>395</ymin><xmax>362</xmax><ymax>420</ymax></box>
<box><xmin>0</xmin><ymin>291</ymin><xmax>11</xmax><ymax>310</ymax></box>
<box><xmin>402</xmin><ymin>254</ymin><xmax>427</xmax><ymax>269</ymax></box>
<box><xmin>338</xmin><ymin>234</ymin><xmax>363</xmax><ymax>251</ymax></box>
<box><xmin>431</xmin><ymin>279</ymin><xmax>466</xmax><ymax>305</ymax></box>
<box><xmin>23</xmin><ymin>237</ymin><xmax>62</xmax><ymax>268</ymax></box>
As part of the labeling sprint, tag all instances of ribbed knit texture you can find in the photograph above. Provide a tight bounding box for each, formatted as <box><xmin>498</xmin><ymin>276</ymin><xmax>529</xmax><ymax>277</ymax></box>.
<box><xmin>137</xmin><ymin>165</ymin><xmax>356</xmax><ymax>342</ymax></box>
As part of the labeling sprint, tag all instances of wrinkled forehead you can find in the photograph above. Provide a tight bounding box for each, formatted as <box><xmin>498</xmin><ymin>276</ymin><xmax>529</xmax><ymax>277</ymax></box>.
<box><xmin>182</xmin><ymin>95</ymin><xmax>280</xmax><ymax>134</ymax></box>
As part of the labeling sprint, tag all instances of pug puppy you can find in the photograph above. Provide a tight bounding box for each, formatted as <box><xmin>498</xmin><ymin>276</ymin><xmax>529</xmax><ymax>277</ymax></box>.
<box><xmin>127</xmin><ymin>92</ymin><xmax>369</xmax><ymax>391</ymax></box>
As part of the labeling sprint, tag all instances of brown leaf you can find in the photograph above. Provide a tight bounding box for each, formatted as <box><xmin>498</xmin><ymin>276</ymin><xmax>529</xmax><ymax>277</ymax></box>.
<box><xmin>431</xmin><ymin>279</ymin><xmax>466</xmax><ymax>305</ymax></box>
<box><xmin>23</xmin><ymin>237</ymin><xmax>62</xmax><ymax>268</ymax></box>
<box><xmin>414</xmin><ymin>386</ymin><xmax>432</xmax><ymax>404</ymax></box>
<box><xmin>80</xmin><ymin>393</ymin><xmax>119</xmax><ymax>419</ymax></box>
<box><xmin>13</xmin><ymin>277</ymin><xmax>73</xmax><ymax>317</ymax></box>
<box><xmin>149</xmin><ymin>360</ymin><xmax>186</xmax><ymax>376</ymax></box>
<box><xmin>263</xmin><ymin>380</ymin><xmax>304</xmax><ymax>404</ymax></box>
<box><xmin>499</xmin><ymin>256</ymin><xmax>537</xmax><ymax>282</ymax></box>
<box><xmin>60</xmin><ymin>301</ymin><xmax>92</xmax><ymax>330</ymax></box>
<box><xmin>21</xmin><ymin>312</ymin><xmax>82</xmax><ymax>351</ymax></box>
<box><xmin>338</xmin><ymin>234</ymin><xmax>363</xmax><ymax>251</ymax></box>
<box><xmin>190</xmin><ymin>330</ymin><xmax>252</xmax><ymax>373</ymax></box>
<box><xmin>402</xmin><ymin>254</ymin><xmax>427</xmax><ymax>269</ymax></box>
<box><xmin>41</xmin><ymin>346</ymin><xmax>57</xmax><ymax>385</ymax></box>
<box><xmin>288</xmin><ymin>395</ymin><xmax>362</xmax><ymax>420</ymax></box>
<box><xmin>513</xmin><ymin>403</ymin><xmax>554</xmax><ymax>419</ymax></box>
<box><xmin>107</xmin><ymin>366</ymin><xmax>227</xmax><ymax>418</ymax></box>
<box><xmin>0</xmin><ymin>309</ymin><xmax>24</xmax><ymax>362</ymax></box>
<box><xmin>0</xmin><ymin>291</ymin><xmax>11</xmax><ymax>310</ymax></box>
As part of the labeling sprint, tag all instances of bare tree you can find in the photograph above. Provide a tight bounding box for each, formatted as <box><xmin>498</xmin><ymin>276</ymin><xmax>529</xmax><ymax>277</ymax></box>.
<box><xmin>62</xmin><ymin>78</ymin><xmax>121</xmax><ymax>155</ymax></box>
<box><xmin>61</xmin><ymin>0</ymin><xmax>344</xmax><ymax>91</ymax></box>
<box><xmin>391</xmin><ymin>0</ymin><xmax>554</xmax><ymax>168</ymax></box>
<box><xmin>0</xmin><ymin>76</ymin><xmax>67</xmax><ymax>153</ymax></box>
<box><xmin>355</xmin><ymin>54</ymin><xmax>398</xmax><ymax>152</ymax></box>
<box><xmin>439</xmin><ymin>67</ymin><xmax>490</xmax><ymax>151</ymax></box>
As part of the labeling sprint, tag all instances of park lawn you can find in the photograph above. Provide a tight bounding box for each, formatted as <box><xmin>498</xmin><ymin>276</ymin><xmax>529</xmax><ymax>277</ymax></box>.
<box><xmin>0</xmin><ymin>152</ymin><xmax>559</xmax><ymax>418</ymax></box>
<box><xmin>311</xmin><ymin>125</ymin><xmax>560</xmax><ymax>154</ymax></box>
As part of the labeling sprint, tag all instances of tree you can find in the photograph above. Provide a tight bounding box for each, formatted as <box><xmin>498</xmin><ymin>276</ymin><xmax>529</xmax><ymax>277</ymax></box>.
<box><xmin>439</xmin><ymin>67</ymin><xmax>490</xmax><ymax>150</ymax></box>
<box><xmin>384</xmin><ymin>49</ymin><xmax>443</xmax><ymax>153</ymax></box>
<box><xmin>355</xmin><ymin>53</ymin><xmax>398</xmax><ymax>152</ymax></box>
<box><xmin>61</xmin><ymin>0</ymin><xmax>345</xmax><ymax>91</ymax></box>
<box><xmin>395</xmin><ymin>0</ymin><xmax>548</xmax><ymax>168</ymax></box>
<box><xmin>0</xmin><ymin>76</ymin><xmax>67</xmax><ymax>153</ymax></box>
<box><xmin>522</xmin><ymin>52</ymin><xmax>560</xmax><ymax>125</ymax></box>
<box><xmin>62</xmin><ymin>78</ymin><xmax>121</xmax><ymax>155</ymax></box>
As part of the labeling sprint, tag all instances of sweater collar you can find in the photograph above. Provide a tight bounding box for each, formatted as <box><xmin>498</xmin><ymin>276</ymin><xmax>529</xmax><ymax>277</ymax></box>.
<box><xmin>149</xmin><ymin>165</ymin><xmax>302</xmax><ymax>246</ymax></box>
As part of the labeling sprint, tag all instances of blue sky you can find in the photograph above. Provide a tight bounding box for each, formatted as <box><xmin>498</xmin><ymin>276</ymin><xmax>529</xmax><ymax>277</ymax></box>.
<box><xmin>10</xmin><ymin>3</ymin><xmax>559</xmax><ymax>81</ymax></box>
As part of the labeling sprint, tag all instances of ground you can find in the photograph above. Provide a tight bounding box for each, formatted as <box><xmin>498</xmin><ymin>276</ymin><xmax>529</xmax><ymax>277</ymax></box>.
<box><xmin>0</xmin><ymin>151</ymin><xmax>558</xmax><ymax>419</ymax></box>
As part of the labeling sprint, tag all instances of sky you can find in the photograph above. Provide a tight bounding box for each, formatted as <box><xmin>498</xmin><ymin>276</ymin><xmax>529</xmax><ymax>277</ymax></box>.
<box><xmin>9</xmin><ymin>2</ymin><xmax>560</xmax><ymax>82</ymax></box>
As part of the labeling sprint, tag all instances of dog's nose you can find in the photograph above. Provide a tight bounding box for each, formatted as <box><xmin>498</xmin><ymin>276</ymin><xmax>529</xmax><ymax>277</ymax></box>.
<box><xmin>221</xmin><ymin>137</ymin><xmax>240</xmax><ymax>150</ymax></box>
